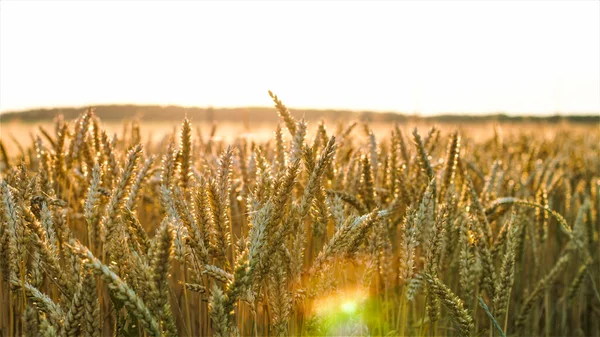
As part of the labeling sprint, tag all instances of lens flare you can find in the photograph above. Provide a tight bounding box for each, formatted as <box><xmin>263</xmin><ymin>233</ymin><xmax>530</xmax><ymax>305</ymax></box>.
<box><xmin>314</xmin><ymin>287</ymin><xmax>367</xmax><ymax>317</ymax></box>
<box><xmin>311</xmin><ymin>287</ymin><xmax>369</xmax><ymax>335</ymax></box>
<box><xmin>341</xmin><ymin>300</ymin><xmax>357</xmax><ymax>314</ymax></box>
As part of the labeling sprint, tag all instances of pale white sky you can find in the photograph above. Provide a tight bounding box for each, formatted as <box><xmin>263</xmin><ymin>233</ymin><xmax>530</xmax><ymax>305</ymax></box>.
<box><xmin>1</xmin><ymin>0</ymin><xmax>599</xmax><ymax>115</ymax></box>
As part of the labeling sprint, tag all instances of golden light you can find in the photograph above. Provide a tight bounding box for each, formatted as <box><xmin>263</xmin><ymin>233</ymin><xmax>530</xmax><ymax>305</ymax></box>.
<box><xmin>314</xmin><ymin>287</ymin><xmax>367</xmax><ymax>318</ymax></box>
<box><xmin>310</xmin><ymin>286</ymin><xmax>371</xmax><ymax>335</ymax></box>
<box><xmin>341</xmin><ymin>300</ymin><xmax>358</xmax><ymax>315</ymax></box>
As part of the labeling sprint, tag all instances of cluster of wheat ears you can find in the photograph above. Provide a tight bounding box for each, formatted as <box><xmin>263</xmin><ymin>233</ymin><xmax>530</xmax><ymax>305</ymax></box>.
<box><xmin>0</xmin><ymin>92</ymin><xmax>599</xmax><ymax>337</ymax></box>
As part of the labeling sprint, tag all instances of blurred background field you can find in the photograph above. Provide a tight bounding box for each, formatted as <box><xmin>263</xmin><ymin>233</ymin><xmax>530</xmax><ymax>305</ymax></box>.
<box><xmin>2</xmin><ymin>105</ymin><xmax>598</xmax><ymax>157</ymax></box>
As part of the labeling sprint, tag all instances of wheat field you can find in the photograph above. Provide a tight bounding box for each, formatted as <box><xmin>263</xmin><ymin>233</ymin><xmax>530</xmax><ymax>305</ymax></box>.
<box><xmin>0</xmin><ymin>92</ymin><xmax>599</xmax><ymax>337</ymax></box>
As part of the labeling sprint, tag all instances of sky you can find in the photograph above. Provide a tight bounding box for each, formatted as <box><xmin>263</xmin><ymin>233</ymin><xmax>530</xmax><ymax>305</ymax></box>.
<box><xmin>1</xmin><ymin>0</ymin><xmax>599</xmax><ymax>115</ymax></box>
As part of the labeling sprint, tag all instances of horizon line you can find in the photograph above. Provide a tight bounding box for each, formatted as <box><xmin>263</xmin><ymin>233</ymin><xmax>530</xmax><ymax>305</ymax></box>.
<box><xmin>1</xmin><ymin>103</ymin><xmax>599</xmax><ymax>118</ymax></box>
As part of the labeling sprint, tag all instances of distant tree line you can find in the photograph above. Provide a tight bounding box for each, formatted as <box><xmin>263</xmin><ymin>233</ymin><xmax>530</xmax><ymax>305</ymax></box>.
<box><xmin>1</xmin><ymin>104</ymin><xmax>598</xmax><ymax>124</ymax></box>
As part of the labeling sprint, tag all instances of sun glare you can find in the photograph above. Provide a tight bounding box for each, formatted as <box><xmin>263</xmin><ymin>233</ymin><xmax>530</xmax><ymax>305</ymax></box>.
<box><xmin>314</xmin><ymin>287</ymin><xmax>367</xmax><ymax>318</ymax></box>
<box><xmin>341</xmin><ymin>300</ymin><xmax>358</xmax><ymax>315</ymax></box>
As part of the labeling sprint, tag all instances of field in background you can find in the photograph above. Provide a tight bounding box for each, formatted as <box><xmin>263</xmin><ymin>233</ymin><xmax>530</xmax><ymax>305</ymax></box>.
<box><xmin>2</xmin><ymin>118</ymin><xmax>597</xmax><ymax>159</ymax></box>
